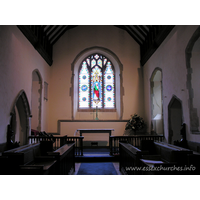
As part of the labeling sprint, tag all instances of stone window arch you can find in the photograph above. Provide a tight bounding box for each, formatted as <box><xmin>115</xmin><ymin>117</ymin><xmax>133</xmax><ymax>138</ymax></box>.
<box><xmin>31</xmin><ymin>69</ymin><xmax>42</xmax><ymax>131</ymax></box>
<box><xmin>71</xmin><ymin>46</ymin><xmax>123</xmax><ymax>120</ymax></box>
<box><xmin>150</xmin><ymin>68</ymin><xmax>164</xmax><ymax>135</ymax></box>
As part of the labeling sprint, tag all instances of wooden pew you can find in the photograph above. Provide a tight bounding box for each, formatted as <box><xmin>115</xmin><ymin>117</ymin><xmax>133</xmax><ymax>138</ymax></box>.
<box><xmin>168</xmin><ymin>141</ymin><xmax>200</xmax><ymax>175</ymax></box>
<box><xmin>119</xmin><ymin>142</ymin><xmax>145</xmax><ymax>175</ymax></box>
<box><xmin>119</xmin><ymin>140</ymin><xmax>195</xmax><ymax>175</ymax></box>
<box><xmin>19</xmin><ymin>157</ymin><xmax>57</xmax><ymax>175</ymax></box>
<box><xmin>1</xmin><ymin>141</ymin><xmax>56</xmax><ymax>175</ymax></box>
<box><xmin>47</xmin><ymin>142</ymin><xmax>75</xmax><ymax>175</ymax></box>
<box><xmin>140</xmin><ymin>140</ymin><xmax>193</xmax><ymax>174</ymax></box>
<box><xmin>1</xmin><ymin>143</ymin><xmax>42</xmax><ymax>175</ymax></box>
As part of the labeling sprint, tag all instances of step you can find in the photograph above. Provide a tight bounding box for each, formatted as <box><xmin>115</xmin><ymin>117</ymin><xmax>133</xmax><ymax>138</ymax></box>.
<box><xmin>75</xmin><ymin>154</ymin><xmax>119</xmax><ymax>162</ymax></box>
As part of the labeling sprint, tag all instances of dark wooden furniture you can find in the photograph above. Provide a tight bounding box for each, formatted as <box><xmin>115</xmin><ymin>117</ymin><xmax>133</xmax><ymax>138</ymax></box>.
<box><xmin>139</xmin><ymin>140</ymin><xmax>193</xmax><ymax>174</ymax></box>
<box><xmin>77</xmin><ymin>128</ymin><xmax>114</xmax><ymax>137</ymax></box>
<box><xmin>119</xmin><ymin>142</ymin><xmax>145</xmax><ymax>175</ymax></box>
<box><xmin>119</xmin><ymin>140</ymin><xmax>196</xmax><ymax>175</ymax></box>
<box><xmin>29</xmin><ymin>135</ymin><xmax>84</xmax><ymax>156</ymax></box>
<box><xmin>110</xmin><ymin>135</ymin><xmax>164</xmax><ymax>155</ymax></box>
<box><xmin>1</xmin><ymin>141</ymin><xmax>56</xmax><ymax>175</ymax></box>
<box><xmin>165</xmin><ymin>141</ymin><xmax>200</xmax><ymax>175</ymax></box>
<box><xmin>28</xmin><ymin>135</ymin><xmax>68</xmax><ymax>150</ymax></box>
<box><xmin>47</xmin><ymin>143</ymin><xmax>75</xmax><ymax>175</ymax></box>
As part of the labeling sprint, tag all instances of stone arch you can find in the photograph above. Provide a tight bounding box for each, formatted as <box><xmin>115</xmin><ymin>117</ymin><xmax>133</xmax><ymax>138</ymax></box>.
<box><xmin>71</xmin><ymin>46</ymin><xmax>123</xmax><ymax>120</ymax></box>
<box><xmin>168</xmin><ymin>95</ymin><xmax>183</xmax><ymax>144</ymax></box>
<box><xmin>185</xmin><ymin>26</ymin><xmax>200</xmax><ymax>133</ymax></box>
<box><xmin>9</xmin><ymin>90</ymin><xmax>31</xmax><ymax>147</ymax></box>
<box><xmin>150</xmin><ymin>67</ymin><xmax>164</xmax><ymax>135</ymax></box>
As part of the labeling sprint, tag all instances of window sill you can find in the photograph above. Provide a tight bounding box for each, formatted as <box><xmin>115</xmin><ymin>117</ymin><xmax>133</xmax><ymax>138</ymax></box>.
<box><xmin>78</xmin><ymin>108</ymin><xmax>116</xmax><ymax>112</ymax></box>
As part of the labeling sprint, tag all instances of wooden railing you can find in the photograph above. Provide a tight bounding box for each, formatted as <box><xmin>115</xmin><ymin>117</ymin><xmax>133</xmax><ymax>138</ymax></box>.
<box><xmin>28</xmin><ymin>135</ymin><xmax>84</xmax><ymax>156</ymax></box>
<box><xmin>28</xmin><ymin>135</ymin><xmax>68</xmax><ymax>150</ymax></box>
<box><xmin>109</xmin><ymin>135</ymin><xmax>164</xmax><ymax>155</ymax></box>
<box><xmin>65</xmin><ymin>136</ymin><xmax>84</xmax><ymax>156</ymax></box>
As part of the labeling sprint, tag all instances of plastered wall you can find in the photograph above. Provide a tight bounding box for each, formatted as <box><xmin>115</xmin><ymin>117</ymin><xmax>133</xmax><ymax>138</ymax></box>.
<box><xmin>143</xmin><ymin>25</ymin><xmax>200</xmax><ymax>143</ymax></box>
<box><xmin>0</xmin><ymin>26</ymin><xmax>50</xmax><ymax>145</ymax></box>
<box><xmin>48</xmin><ymin>25</ymin><xmax>144</xmax><ymax>134</ymax></box>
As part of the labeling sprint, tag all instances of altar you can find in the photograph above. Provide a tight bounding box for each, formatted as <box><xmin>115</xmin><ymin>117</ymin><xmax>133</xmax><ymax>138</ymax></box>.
<box><xmin>77</xmin><ymin>128</ymin><xmax>114</xmax><ymax>136</ymax></box>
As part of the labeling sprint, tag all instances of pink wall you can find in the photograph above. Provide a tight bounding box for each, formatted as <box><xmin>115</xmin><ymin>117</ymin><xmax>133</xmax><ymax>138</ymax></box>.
<box><xmin>0</xmin><ymin>26</ymin><xmax>51</xmax><ymax>144</ymax></box>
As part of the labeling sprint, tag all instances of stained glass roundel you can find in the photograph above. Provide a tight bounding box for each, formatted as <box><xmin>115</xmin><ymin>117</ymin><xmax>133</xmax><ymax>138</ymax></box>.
<box><xmin>81</xmin><ymin>85</ymin><xmax>88</xmax><ymax>92</ymax></box>
<box><xmin>82</xmin><ymin>75</ymin><xmax>87</xmax><ymax>79</ymax></box>
<box><xmin>106</xmin><ymin>85</ymin><xmax>112</xmax><ymax>91</ymax></box>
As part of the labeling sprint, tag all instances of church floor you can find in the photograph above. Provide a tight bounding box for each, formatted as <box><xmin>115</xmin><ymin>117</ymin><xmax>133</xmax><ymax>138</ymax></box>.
<box><xmin>73</xmin><ymin>147</ymin><xmax>121</xmax><ymax>175</ymax></box>
<box><xmin>73</xmin><ymin>162</ymin><xmax>122</xmax><ymax>175</ymax></box>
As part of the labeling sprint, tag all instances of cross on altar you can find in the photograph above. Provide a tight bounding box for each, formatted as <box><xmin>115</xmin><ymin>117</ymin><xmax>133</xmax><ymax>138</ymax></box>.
<box><xmin>94</xmin><ymin>106</ymin><xmax>99</xmax><ymax>120</ymax></box>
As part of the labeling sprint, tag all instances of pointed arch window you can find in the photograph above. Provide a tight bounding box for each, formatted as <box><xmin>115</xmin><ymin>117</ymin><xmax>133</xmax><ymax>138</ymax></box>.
<box><xmin>79</xmin><ymin>53</ymin><xmax>115</xmax><ymax>109</ymax></box>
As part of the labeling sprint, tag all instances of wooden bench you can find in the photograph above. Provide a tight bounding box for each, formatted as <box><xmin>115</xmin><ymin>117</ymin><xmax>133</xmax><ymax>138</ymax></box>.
<box><xmin>170</xmin><ymin>141</ymin><xmax>200</xmax><ymax>174</ymax></box>
<box><xmin>0</xmin><ymin>143</ymin><xmax>41</xmax><ymax>174</ymax></box>
<box><xmin>1</xmin><ymin>141</ymin><xmax>56</xmax><ymax>175</ymax></box>
<box><xmin>119</xmin><ymin>142</ymin><xmax>146</xmax><ymax>175</ymax></box>
<box><xmin>47</xmin><ymin>143</ymin><xmax>75</xmax><ymax>175</ymax></box>
<box><xmin>140</xmin><ymin>140</ymin><xmax>193</xmax><ymax>174</ymax></box>
<box><xmin>119</xmin><ymin>140</ymin><xmax>195</xmax><ymax>175</ymax></box>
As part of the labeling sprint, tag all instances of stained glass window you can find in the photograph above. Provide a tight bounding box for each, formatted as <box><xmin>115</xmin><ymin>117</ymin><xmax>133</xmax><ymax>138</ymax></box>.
<box><xmin>79</xmin><ymin>61</ymin><xmax>90</xmax><ymax>108</ymax></box>
<box><xmin>79</xmin><ymin>53</ymin><xmax>115</xmax><ymax>109</ymax></box>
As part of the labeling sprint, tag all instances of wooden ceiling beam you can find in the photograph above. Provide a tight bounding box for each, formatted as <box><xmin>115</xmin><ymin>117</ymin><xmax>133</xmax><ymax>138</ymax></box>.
<box><xmin>44</xmin><ymin>25</ymin><xmax>54</xmax><ymax>34</ymax></box>
<box><xmin>125</xmin><ymin>25</ymin><xmax>144</xmax><ymax>44</ymax></box>
<box><xmin>47</xmin><ymin>25</ymin><xmax>60</xmax><ymax>37</ymax></box>
<box><xmin>138</xmin><ymin>25</ymin><xmax>149</xmax><ymax>34</ymax></box>
<box><xmin>123</xmin><ymin>25</ymin><xmax>142</xmax><ymax>45</ymax></box>
<box><xmin>50</xmin><ymin>25</ymin><xmax>67</xmax><ymax>44</ymax></box>
<box><xmin>135</xmin><ymin>25</ymin><xmax>147</xmax><ymax>38</ymax></box>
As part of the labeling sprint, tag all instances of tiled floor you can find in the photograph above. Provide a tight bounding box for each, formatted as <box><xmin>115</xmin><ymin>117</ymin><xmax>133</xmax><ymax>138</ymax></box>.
<box><xmin>74</xmin><ymin>162</ymin><xmax>122</xmax><ymax>175</ymax></box>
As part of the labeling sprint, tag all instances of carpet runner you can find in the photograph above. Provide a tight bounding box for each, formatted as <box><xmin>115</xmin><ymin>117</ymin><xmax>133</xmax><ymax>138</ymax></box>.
<box><xmin>77</xmin><ymin>162</ymin><xmax>117</xmax><ymax>175</ymax></box>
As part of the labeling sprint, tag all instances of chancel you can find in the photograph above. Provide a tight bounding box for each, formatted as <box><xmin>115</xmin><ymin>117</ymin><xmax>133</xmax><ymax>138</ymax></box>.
<box><xmin>1</xmin><ymin>25</ymin><xmax>200</xmax><ymax>175</ymax></box>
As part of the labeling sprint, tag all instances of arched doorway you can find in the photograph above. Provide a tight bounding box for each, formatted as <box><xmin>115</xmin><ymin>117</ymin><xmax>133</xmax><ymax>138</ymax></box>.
<box><xmin>8</xmin><ymin>90</ymin><xmax>31</xmax><ymax>149</ymax></box>
<box><xmin>150</xmin><ymin>68</ymin><xmax>164</xmax><ymax>135</ymax></box>
<box><xmin>168</xmin><ymin>96</ymin><xmax>183</xmax><ymax>144</ymax></box>
<box><xmin>31</xmin><ymin>70</ymin><xmax>42</xmax><ymax>131</ymax></box>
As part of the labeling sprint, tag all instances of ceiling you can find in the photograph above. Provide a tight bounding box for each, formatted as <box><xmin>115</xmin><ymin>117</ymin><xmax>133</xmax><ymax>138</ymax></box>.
<box><xmin>17</xmin><ymin>25</ymin><xmax>174</xmax><ymax>66</ymax></box>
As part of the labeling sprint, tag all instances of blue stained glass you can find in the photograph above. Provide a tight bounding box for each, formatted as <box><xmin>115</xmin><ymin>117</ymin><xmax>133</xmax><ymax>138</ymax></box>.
<box><xmin>106</xmin><ymin>85</ymin><xmax>112</xmax><ymax>91</ymax></box>
<box><xmin>81</xmin><ymin>85</ymin><xmax>88</xmax><ymax>91</ymax></box>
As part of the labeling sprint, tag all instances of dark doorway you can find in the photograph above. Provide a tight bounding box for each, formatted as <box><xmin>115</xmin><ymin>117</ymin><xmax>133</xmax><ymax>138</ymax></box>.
<box><xmin>168</xmin><ymin>96</ymin><xmax>183</xmax><ymax>144</ymax></box>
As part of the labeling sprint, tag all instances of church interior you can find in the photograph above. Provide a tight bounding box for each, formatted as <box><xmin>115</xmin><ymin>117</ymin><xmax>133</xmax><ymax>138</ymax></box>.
<box><xmin>1</xmin><ymin>24</ymin><xmax>200</xmax><ymax>179</ymax></box>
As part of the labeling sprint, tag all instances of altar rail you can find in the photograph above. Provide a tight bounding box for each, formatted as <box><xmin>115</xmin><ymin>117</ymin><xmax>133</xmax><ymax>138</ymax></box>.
<box><xmin>28</xmin><ymin>136</ymin><xmax>84</xmax><ymax>156</ymax></box>
<box><xmin>65</xmin><ymin>136</ymin><xmax>84</xmax><ymax>156</ymax></box>
<box><xmin>109</xmin><ymin>135</ymin><xmax>164</xmax><ymax>155</ymax></box>
<box><xmin>28</xmin><ymin>135</ymin><xmax>68</xmax><ymax>150</ymax></box>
